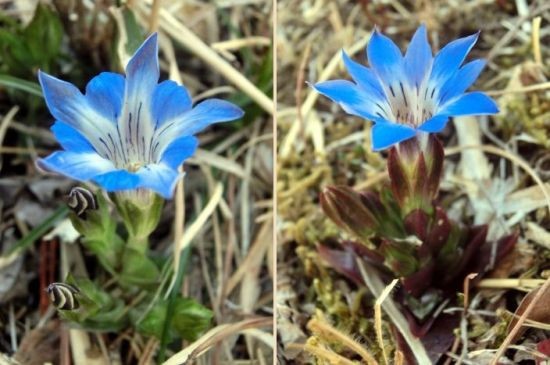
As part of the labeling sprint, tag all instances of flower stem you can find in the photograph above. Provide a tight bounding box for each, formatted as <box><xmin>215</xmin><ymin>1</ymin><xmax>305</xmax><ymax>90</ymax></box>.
<box><xmin>126</xmin><ymin>234</ymin><xmax>149</xmax><ymax>254</ymax></box>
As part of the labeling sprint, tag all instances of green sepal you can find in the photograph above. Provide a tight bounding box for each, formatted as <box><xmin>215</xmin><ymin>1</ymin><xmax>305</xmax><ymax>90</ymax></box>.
<box><xmin>373</xmin><ymin>188</ymin><xmax>407</xmax><ymax>238</ymax></box>
<box><xmin>70</xmin><ymin>192</ymin><xmax>124</xmax><ymax>273</ymax></box>
<box><xmin>119</xmin><ymin>248</ymin><xmax>161</xmax><ymax>288</ymax></box>
<box><xmin>131</xmin><ymin>297</ymin><xmax>213</xmax><ymax>342</ymax></box>
<box><xmin>387</xmin><ymin>135</ymin><xmax>444</xmax><ymax>217</ymax></box>
<box><xmin>113</xmin><ymin>192</ymin><xmax>164</xmax><ymax>250</ymax></box>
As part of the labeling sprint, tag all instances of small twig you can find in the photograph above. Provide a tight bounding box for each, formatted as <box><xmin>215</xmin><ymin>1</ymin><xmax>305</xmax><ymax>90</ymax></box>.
<box><xmin>138</xmin><ymin>337</ymin><xmax>159</xmax><ymax>365</ymax></box>
<box><xmin>9</xmin><ymin>303</ymin><xmax>17</xmax><ymax>351</ymax></box>
<box><xmin>457</xmin><ymin>274</ymin><xmax>478</xmax><ymax>364</ymax></box>
<box><xmin>0</xmin><ymin>146</ymin><xmax>49</xmax><ymax>154</ymax></box>
<box><xmin>0</xmin><ymin>106</ymin><xmax>19</xmax><ymax>165</ymax></box>
<box><xmin>211</xmin><ymin>37</ymin><xmax>271</xmax><ymax>51</ymax></box>
<box><xmin>148</xmin><ymin>0</ymin><xmax>161</xmax><ymax>33</ymax></box>
<box><xmin>486</xmin><ymin>81</ymin><xmax>550</xmax><ymax>96</ymax></box>
<box><xmin>477</xmin><ymin>278</ymin><xmax>545</xmax><ymax>291</ymax></box>
<box><xmin>531</xmin><ymin>16</ymin><xmax>542</xmax><ymax>65</ymax></box>
<box><xmin>295</xmin><ymin>42</ymin><xmax>312</xmax><ymax>136</ymax></box>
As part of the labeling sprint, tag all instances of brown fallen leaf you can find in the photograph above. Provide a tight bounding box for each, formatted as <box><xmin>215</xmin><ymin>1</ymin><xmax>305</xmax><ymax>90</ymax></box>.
<box><xmin>488</xmin><ymin>242</ymin><xmax>536</xmax><ymax>279</ymax></box>
<box><xmin>13</xmin><ymin>320</ymin><xmax>60</xmax><ymax>365</ymax></box>
<box><xmin>506</xmin><ymin>284</ymin><xmax>550</xmax><ymax>344</ymax></box>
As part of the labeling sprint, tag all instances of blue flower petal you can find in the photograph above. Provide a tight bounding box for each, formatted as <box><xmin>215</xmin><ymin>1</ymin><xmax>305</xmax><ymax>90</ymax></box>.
<box><xmin>93</xmin><ymin>170</ymin><xmax>140</xmax><ymax>192</ymax></box>
<box><xmin>404</xmin><ymin>24</ymin><xmax>432</xmax><ymax>87</ymax></box>
<box><xmin>38</xmin><ymin>71</ymin><xmax>114</xmax><ymax>139</ymax></box>
<box><xmin>160</xmin><ymin>135</ymin><xmax>199</xmax><ymax>169</ymax></box>
<box><xmin>439</xmin><ymin>91</ymin><xmax>498</xmax><ymax>116</ymax></box>
<box><xmin>371</xmin><ymin>122</ymin><xmax>417</xmax><ymax>151</ymax></box>
<box><xmin>431</xmin><ymin>32</ymin><xmax>479</xmax><ymax>84</ymax></box>
<box><xmin>93</xmin><ymin>164</ymin><xmax>181</xmax><ymax>198</ymax></box>
<box><xmin>124</xmin><ymin>33</ymin><xmax>159</xmax><ymax>110</ymax></box>
<box><xmin>367</xmin><ymin>29</ymin><xmax>404</xmax><ymax>83</ymax></box>
<box><xmin>438</xmin><ymin>59</ymin><xmax>486</xmax><ymax>104</ymax></box>
<box><xmin>37</xmin><ymin>151</ymin><xmax>115</xmax><ymax>181</ymax></box>
<box><xmin>51</xmin><ymin>121</ymin><xmax>95</xmax><ymax>153</ymax></box>
<box><xmin>313</xmin><ymin>80</ymin><xmax>386</xmax><ymax>120</ymax></box>
<box><xmin>151</xmin><ymin>80</ymin><xmax>193</xmax><ymax>128</ymax></box>
<box><xmin>417</xmin><ymin>115</ymin><xmax>449</xmax><ymax>133</ymax></box>
<box><xmin>167</xmin><ymin>99</ymin><xmax>244</xmax><ymax>136</ymax></box>
<box><xmin>341</xmin><ymin>50</ymin><xmax>385</xmax><ymax>99</ymax></box>
<box><xmin>135</xmin><ymin>164</ymin><xmax>181</xmax><ymax>199</ymax></box>
<box><xmin>85</xmin><ymin>72</ymin><xmax>125</xmax><ymax>122</ymax></box>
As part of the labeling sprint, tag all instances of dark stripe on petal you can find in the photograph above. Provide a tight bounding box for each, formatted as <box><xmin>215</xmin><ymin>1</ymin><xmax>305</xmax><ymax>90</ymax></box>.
<box><xmin>400</xmin><ymin>82</ymin><xmax>408</xmax><ymax>107</ymax></box>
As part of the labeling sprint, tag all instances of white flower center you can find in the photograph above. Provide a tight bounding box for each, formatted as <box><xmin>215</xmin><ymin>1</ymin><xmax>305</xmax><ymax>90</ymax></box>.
<box><xmin>94</xmin><ymin>101</ymin><xmax>161</xmax><ymax>170</ymax></box>
<box><xmin>384</xmin><ymin>79</ymin><xmax>438</xmax><ymax>127</ymax></box>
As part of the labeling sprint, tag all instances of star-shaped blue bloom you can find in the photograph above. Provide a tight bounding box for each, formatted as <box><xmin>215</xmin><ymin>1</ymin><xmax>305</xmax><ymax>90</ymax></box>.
<box><xmin>313</xmin><ymin>25</ymin><xmax>498</xmax><ymax>151</ymax></box>
<box><xmin>37</xmin><ymin>33</ymin><xmax>243</xmax><ymax>199</ymax></box>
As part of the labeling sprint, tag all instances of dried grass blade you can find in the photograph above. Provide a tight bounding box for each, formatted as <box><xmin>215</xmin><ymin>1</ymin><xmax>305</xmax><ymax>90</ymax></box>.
<box><xmin>307</xmin><ymin>317</ymin><xmax>379</xmax><ymax>365</ymax></box>
<box><xmin>157</xmin><ymin>9</ymin><xmax>273</xmax><ymax>114</ymax></box>
<box><xmin>490</xmin><ymin>277</ymin><xmax>550</xmax><ymax>364</ymax></box>
<box><xmin>166</xmin><ymin>183</ymin><xmax>223</xmax><ymax>298</ymax></box>
<box><xmin>357</xmin><ymin>259</ymin><xmax>431</xmax><ymax>365</ymax></box>
<box><xmin>375</xmin><ymin>279</ymin><xmax>399</xmax><ymax>365</ymax></box>
<box><xmin>189</xmin><ymin>149</ymin><xmax>247</xmax><ymax>179</ymax></box>
<box><xmin>162</xmin><ymin>317</ymin><xmax>272</xmax><ymax>365</ymax></box>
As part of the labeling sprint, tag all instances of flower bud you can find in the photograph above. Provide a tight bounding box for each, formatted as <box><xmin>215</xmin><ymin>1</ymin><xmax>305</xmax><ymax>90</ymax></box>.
<box><xmin>320</xmin><ymin>185</ymin><xmax>378</xmax><ymax>245</ymax></box>
<box><xmin>387</xmin><ymin>135</ymin><xmax>444</xmax><ymax>216</ymax></box>
<box><xmin>67</xmin><ymin>187</ymin><xmax>97</xmax><ymax>218</ymax></box>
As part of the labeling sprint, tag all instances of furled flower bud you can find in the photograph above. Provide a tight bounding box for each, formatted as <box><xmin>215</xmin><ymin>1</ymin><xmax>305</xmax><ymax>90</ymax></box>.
<box><xmin>320</xmin><ymin>185</ymin><xmax>378</xmax><ymax>246</ymax></box>
<box><xmin>387</xmin><ymin>135</ymin><xmax>444</xmax><ymax>216</ymax></box>
<box><xmin>67</xmin><ymin>187</ymin><xmax>98</xmax><ymax>218</ymax></box>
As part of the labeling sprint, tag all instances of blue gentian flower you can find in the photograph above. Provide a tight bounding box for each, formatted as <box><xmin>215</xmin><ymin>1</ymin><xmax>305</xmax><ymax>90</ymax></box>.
<box><xmin>37</xmin><ymin>33</ymin><xmax>243</xmax><ymax>199</ymax></box>
<box><xmin>313</xmin><ymin>25</ymin><xmax>498</xmax><ymax>151</ymax></box>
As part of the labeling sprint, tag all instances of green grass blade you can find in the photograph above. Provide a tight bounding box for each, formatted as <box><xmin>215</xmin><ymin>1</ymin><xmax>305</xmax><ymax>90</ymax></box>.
<box><xmin>7</xmin><ymin>206</ymin><xmax>69</xmax><ymax>255</ymax></box>
<box><xmin>0</xmin><ymin>75</ymin><xmax>43</xmax><ymax>97</ymax></box>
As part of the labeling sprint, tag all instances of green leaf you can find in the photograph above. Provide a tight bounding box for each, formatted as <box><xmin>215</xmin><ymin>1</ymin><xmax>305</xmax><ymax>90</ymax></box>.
<box><xmin>0</xmin><ymin>75</ymin><xmax>43</xmax><ymax>97</ymax></box>
<box><xmin>62</xmin><ymin>275</ymin><xmax>127</xmax><ymax>331</ymax></box>
<box><xmin>70</xmin><ymin>192</ymin><xmax>125</xmax><ymax>273</ymax></box>
<box><xmin>122</xmin><ymin>8</ymin><xmax>144</xmax><ymax>55</ymax></box>
<box><xmin>119</xmin><ymin>248</ymin><xmax>161</xmax><ymax>287</ymax></box>
<box><xmin>133</xmin><ymin>300</ymin><xmax>170</xmax><ymax>340</ymax></box>
<box><xmin>173</xmin><ymin>298</ymin><xmax>213</xmax><ymax>341</ymax></box>
<box><xmin>7</xmin><ymin>206</ymin><xmax>68</xmax><ymax>255</ymax></box>
<box><xmin>23</xmin><ymin>4</ymin><xmax>63</xmax><ymax>69</ymax></box>
<box><xmin>133</xmin><ymin>297</ymin><xmax>212</xmax><ymax>342</ymax></box>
